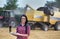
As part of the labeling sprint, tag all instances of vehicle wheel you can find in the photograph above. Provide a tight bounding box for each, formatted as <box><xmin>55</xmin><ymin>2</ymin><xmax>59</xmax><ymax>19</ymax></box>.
<box><xmin>10</xmin><ymin>21</ymin><xmax>16</xmax><ymax>27</ymax></box>
<box><xmin>28</xmin><ymin>23</ymin><xmax>35</xmax><ymax>30</ymax></box>
<box><xmin>54</xmin><ymin>22</ymin><xmax>60</xmax><ymax>30</ymax></box>
<box><xmin>42</xmin><ymin>25</ymin><xmax>48</xmax><ymax>31</ymax></box>
<box><xmin>30</xmin><ymin>24</ymin><xmax>35</xmax><ymax>30</ymax></box>
<box><xmin>0</xmin><ymin>22</ymin><xmax>3</xmax><ymax>27</ymax></box>
<box><xmin>31</xmin><ymin>24</ymin><xmax>35</xmax><ymax>30</ymax></box>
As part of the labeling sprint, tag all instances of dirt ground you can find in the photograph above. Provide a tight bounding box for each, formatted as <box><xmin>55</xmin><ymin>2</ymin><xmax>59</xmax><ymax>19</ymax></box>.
<box><xmin>0</xmin><ymin>28</ymin><xmax>60</xmax><ymax>39</ymax></box>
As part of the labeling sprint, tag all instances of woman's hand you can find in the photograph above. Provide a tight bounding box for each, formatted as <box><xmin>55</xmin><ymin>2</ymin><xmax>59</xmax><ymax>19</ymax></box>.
<box><xmin>10</xmin><ymin>32</ymin><xmax>15</xmax><ymax>35</ymax></box>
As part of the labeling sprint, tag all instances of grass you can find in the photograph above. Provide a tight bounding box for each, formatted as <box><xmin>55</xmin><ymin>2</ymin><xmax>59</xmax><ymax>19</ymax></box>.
<box><xmin>0</xmin><ymin>28</ymin><xmax>60</xmax><ymax>39</ymax></box>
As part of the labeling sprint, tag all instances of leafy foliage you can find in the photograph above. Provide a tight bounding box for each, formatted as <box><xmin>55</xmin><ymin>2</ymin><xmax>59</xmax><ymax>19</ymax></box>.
<box><xmin>4</xmin><ymin>0</ymin><xmax>17</xmax><ymax>10</ymax></box>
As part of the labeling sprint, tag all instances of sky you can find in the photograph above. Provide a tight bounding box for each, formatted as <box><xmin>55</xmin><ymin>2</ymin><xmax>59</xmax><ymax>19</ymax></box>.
<box><xmin>0</xmin><ymin>0</ymin><xmax>55</xmax><ymax>9</ymax></box>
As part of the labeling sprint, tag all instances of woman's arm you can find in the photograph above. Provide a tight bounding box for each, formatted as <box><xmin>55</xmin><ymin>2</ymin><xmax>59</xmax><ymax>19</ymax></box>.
<box><xmin>10</xmin><ymin>32</ymin><xmax>28</xmax><ymax>37</ymax></box>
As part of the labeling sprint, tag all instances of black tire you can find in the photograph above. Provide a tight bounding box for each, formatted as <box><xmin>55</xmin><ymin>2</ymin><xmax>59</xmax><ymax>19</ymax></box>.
<box><xmin>42</xmin><ymin>25</ymin><xmax>48</xmax><ymax>31</ymax></box>
<box><xmin>10</xmin><ymin>21</ymin><xmax>16</xmax><ymax>27</ymax></box>
<box><xmin>31</xmin><ymin>24</ymin><xmax>35</xmax><ymax>30</ymax></box>
<box><xmin>54</xmin><ymin>22</ymin><xmax>60</xmax><ymax>30</ymax></box>
<box><xmin>31</xmin><ymin>22</ymin><xmax>40</xmax><ymax>30</ymax></box>
<box><xmin>0</xmin><ymin>21</ymin><xmax>3</xmax><ymax>27</ymax></box>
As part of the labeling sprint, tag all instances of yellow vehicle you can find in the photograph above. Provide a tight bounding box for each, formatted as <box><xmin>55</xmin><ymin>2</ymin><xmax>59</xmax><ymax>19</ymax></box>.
<box><xmin>25</xmin><ymin>4</ymin><xmax>60</xmax><ymax>31</ymax></box>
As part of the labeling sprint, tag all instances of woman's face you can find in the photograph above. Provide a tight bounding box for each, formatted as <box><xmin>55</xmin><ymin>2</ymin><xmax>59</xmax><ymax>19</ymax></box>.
<box><xmin>21</xmin><ymin>16</ymin><xmax>26</xmax><ymax>24</ymax></box>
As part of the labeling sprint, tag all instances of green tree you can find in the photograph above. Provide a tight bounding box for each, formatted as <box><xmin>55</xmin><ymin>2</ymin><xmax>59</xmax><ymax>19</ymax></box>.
<box><xmin>0</xmin><ymin>8</ymin><xmax>3</xmax><ymax>11</ymax></box>
<box><xmin>45</xmin><ymin>1</ymin><xmax>56</xmax><ymax>9</ymax></box>
<box><xmin>56</xmin><ymin>0</ymin><xmax>60</xmax><ymax>8</ymax></box>
<box><xmin>4</xmin><ymin>0</ymin><xmax>17</xmax><ymax>10</ymax></box>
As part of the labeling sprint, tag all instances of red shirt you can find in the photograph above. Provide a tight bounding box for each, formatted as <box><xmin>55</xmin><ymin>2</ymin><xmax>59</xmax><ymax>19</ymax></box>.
<box><xmin>16</xmin><ymin>25</ymin><xmax>30</xmax><ymax>39</ymax></box>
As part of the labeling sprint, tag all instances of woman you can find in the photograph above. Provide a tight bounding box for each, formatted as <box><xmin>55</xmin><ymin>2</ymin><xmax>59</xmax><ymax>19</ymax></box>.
<box><xmin>10</xmin><ymin>15</ymin><xmax>30</xmax><ymax>39</ymax></box>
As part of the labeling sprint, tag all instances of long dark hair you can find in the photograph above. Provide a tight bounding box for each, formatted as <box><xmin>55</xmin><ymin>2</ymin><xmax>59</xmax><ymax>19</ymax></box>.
<box><xmin>20</xmin><ymin>15</ymin><xmax>28</xmax><ymax>34</ymax></box>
